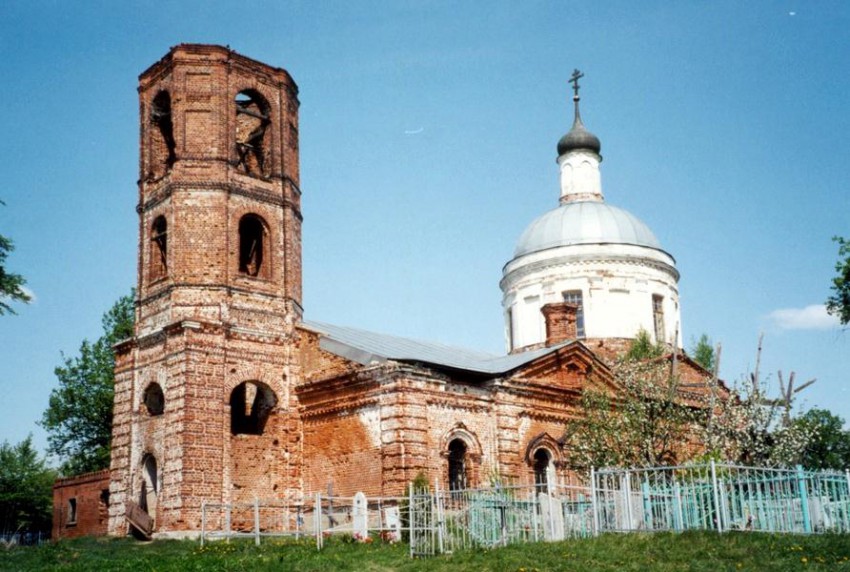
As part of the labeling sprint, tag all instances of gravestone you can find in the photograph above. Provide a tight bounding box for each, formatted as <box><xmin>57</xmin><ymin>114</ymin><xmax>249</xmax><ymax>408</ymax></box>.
<box><xmin>384</xmin><ymin>506</ymin><xmax>401</xmax><ymax>542</ymax></box>
<box><xmin>538</xmin><ymin>492</ymin><xmax>565</xmax><ymax>541</ymax></box>
<box><xmin>353</xmin><ymin>492</ymin><xmax>368</xmax><ymax>539</ymax></box>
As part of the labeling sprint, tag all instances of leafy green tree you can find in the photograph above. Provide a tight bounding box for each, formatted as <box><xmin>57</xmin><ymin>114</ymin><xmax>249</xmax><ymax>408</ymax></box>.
<box><xmin>0</xmin><ymin>201</ymin><xmax>31</xmax><ymax>315</ymax></box>
<box><xmin>625</xmin><ymin>328</ymin><xmax>665</xmax><ymax>362</ymax></box>
<box><xmin>690</xmin><ymin>334</ymin><xmax>716</xmax><ymax>372</ymax></box>
<box><xmin>826</xmin><ymin>235</ymin><xmax>850</xmax><ymax>326</ymax></box>
<box><xmin>794</xmin><ymin>408</ymin><xmax>850</xmax><ymax>470</ymax></box>
<box><xmin>41</xmin><ymin>291</ymin><xmax>134</xmax><ymax>475</ymax></box>
<box><xmin>0</xmin><ymin>436</ymin><xmax>55</xmax><ymax>533</ymax></box>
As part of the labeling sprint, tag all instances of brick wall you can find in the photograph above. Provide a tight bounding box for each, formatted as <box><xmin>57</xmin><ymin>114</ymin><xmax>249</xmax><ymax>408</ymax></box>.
<box><xmin>109</xmin><ymin>44</ymin><xmax>303</xmax><ymax>537</ymax></box>
<box><xmin>95</xmin><ymin>44</ymin><xmax>719</xmax><ymax>539</ymax></box>
<box><xmin>53</xmin><ymin>470</ymin><xmax>110</xmax><ymax>539</ymax></box>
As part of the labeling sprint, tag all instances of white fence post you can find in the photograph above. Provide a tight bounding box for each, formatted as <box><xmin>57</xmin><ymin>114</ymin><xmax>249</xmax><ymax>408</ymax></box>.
<box><xmin>623</xmin><ymin>470</ymin><xmax>633</xmax><ymax>531</ymax></box>
<box><xmin>434</xmin><ymin>478</ymin><xmax>445</xmax><ymax>555</ymax></box>
<box><xmin>710</xmin><ymin>460</ymin><xmax>723</xmax><ymax>533</ymax></box>
<box><xmin>408</xmin><ymin>482</ymin><xmax>414</xmax><ymax>559</ymax></box>
<box><xmin>225</xmin><ymin>502</ymin><xmax>231</xmax><ymax>543</ymax></box>
<box><xmin>315</xmin><ymin>492</ymin><xmax>322</xmax><ymax>550</ymax></box>
<box><xmin>254</xmin><ymin>497</ymin><xmax>261</xmax><ymax>546</ymax></box>
<box><xmin>590</xmin><ymin>467</ymin><xmax>600</xmax><ymax>536</ymax></box>
<box><xmin>200</xmin><ymin>501</ymin><xmax>206</xmax><ymax>547</ymax></box>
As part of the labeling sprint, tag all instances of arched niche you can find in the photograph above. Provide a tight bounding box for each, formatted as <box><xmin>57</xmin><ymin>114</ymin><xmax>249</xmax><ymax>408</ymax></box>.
<box><xmin>142</xmin><ymin>382</ymin><xmax>165</xmax><ymax>416</ymax></box>
<box><xmin>229</xmin><ymin>380</ymin><xmax>277</xmax><ymax>435</ymax></box>
<box><xmin>238</xmin><ymin>213</ymin><xmax>269</xmax><ymax>279</ymax></box>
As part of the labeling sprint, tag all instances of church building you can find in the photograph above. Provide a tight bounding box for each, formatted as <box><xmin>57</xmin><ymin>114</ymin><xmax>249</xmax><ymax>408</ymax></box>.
<box><xmin>52</xmin><ymin>45</ymin><xmax>711</xmax><ymax>539</ymax></box>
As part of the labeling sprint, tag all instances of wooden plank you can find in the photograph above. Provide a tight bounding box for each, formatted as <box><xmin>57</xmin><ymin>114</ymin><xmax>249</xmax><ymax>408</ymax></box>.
<box><xmin>125</xmin><ymin>500</ymin><xmax>154</xmax><ymax>539</ymax></box>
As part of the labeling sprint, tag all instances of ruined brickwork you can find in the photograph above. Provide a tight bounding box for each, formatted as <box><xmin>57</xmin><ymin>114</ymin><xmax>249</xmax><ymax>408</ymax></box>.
<box><xmin>108</xmin><ymin>45</ymin><xmax>302</xmax><ymax>536</ymax></box>
<box><xmin>50</xmin><ymin>45</ymin><xmax>717</xmax><ymax>538</ymax></box>
<box><xmin>295</xmin><ymin>329</ymin><xmax>615</xmax><ymax>497</ymax></box>
<box><xmin>52</xmin><ymin>470</ymin><xmax>110</xmax><ymax>539</ymax></box>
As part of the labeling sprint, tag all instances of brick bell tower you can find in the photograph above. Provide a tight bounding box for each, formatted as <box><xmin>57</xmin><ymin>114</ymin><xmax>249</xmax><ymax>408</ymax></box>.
<box><xmin>109</xmin><ymin>45</ymin><xmax>302</xmax><ymax>536</ymax></box>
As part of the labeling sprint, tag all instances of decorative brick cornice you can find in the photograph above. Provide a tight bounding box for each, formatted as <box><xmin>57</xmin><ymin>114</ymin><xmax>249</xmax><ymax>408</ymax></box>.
<box><xmin>53</xmin><ymin>469</ymin><xmax>110</xmax><ymax>489</ymax></box>
<box><xmin>138</xmin><ymin>180</ymin><xmax>302</xmax><ymax>220</ymax></box>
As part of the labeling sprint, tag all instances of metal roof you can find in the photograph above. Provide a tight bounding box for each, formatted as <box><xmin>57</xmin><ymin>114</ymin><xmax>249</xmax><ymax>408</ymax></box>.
<box><xmin>513</xmin><ymin>201</ymin><xmax>663</xmax><ymax>258</ymax></box>
<box><xmin>301</xmin><ymin>320</ymin><xmax>570</xmax><ymax>376</ymax></box>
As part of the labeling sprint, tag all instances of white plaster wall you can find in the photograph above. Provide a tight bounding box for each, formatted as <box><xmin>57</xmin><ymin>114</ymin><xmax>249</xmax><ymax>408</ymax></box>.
<box><xmin>502</xmin><ymin>243</ymin><xmax>680</xmax><ymax>352</ymax></box>
<box><xmin>558</xmin><ymin>150</ymin><xmax>602</xmax><ymax>202</ymax></box>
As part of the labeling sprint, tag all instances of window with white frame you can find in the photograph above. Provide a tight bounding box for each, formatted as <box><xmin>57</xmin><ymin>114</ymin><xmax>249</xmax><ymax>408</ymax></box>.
<box><xmin>562</xmin><ymin>290</ymin><xmax>585</xmax><ymax>338</ymax></box>
<box><xmin>652</xmin><ymin>294</ymin><xmax>665</xmax><ymax>343</ymax></box>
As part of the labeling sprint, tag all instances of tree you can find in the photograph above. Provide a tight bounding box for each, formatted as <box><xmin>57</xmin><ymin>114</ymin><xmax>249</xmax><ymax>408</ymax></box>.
<box><xmin>701</xmin><ymin>345</ymin><xmax>815</xmax><ymax>467</ymax></box>
<box><xmin>41</xmin><ymin>291</ymin><xmax>134</xmax><ymax>475</ymax></box>
<box><xmin>0</xmin><ymin>436</ymin><xmax>55</xmax><ymax>533</ymax></box>
<box><xmin>565</xmin><ymin>334</ymin><xmax>817</xmax><ymax>470</ymax></box>
<box><xmin>625</xmin><ymin>328</ymin><xmax>664</xmax><ymax>361</ymax></box>
<box><xmin>826</xmin><ymin>235</ymin><xmax>850</xmax><ymax>326</ymax></box>
<box><xmin>793</xmin><ymin>408</ymin><xmax>850</xmax><ymax>470</ymax></box>
<box><xmin>0</xmin><ymin>201</ymin><xmax>31</xmax><ymax>315</ymax></box>
<box><xmin>690</xmin><ymin>334</ymin><xmax>715</xmax><ymax>372</ymax></box>
<box><xmin>564</xmin><ymin>341</ymin><xmax>699</xmax><ymax>469</ymax></box>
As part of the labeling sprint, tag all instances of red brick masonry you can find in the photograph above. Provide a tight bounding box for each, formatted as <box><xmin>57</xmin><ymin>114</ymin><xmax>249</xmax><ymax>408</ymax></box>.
<box><xmin>53</xmin><ymin>470</ymin><xmax>110</xmax><ymax>539</ymax></box>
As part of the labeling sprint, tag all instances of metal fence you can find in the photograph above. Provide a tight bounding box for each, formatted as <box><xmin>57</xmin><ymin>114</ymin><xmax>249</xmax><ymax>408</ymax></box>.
<box><xmin>409</xmin><ymin>479</ymin><xmax>594</xmax><ymax>557</ymax></box>
<box><xmin>595</xmin><ymin>463</ymin><xmax>850</xmax><ymax>535</ymax></box>
<box><xmin>199</xmin><ymin>463</ymin><xmax>850</xmax><ymax>556</ymax></box>
<box><xmin>410</xmin><ymin>463</ymin><xmax>850</xmax><ymax>556</ymax></box>
<box><xmin>200</xmin><ymin>493</ymin><xmax>406</xmax><ymax>547</ymax></box>
<box><xmin>0</xmin><ymin>531</ymin><xmax>49</xmax><ymax>547</ymax></box>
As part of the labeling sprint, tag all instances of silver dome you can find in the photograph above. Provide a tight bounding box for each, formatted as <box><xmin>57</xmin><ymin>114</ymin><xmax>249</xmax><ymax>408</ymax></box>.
<box><xmin>513</xmin><ymin>201</ymin><xmax>662</xmax><ymax>258</ymax></box>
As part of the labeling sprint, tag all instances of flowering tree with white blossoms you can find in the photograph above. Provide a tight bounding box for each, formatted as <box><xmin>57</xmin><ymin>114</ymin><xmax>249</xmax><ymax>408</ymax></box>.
<box><xmin>563</xmin><ymin>346</ymin><xmax>701</xmax><ymax>469</ymax></box>
<box><xmin>704</xmin><ymin>368</ymin><xmax>815</xmax><ymax>467</ymax></box>
<box><xmin>564</xmin><ymin>334</ymin><xmax>815</xmax><ymax>470</ymax></box>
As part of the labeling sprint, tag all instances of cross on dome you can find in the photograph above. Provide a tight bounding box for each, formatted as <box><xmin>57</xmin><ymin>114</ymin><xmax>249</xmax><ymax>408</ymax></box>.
<box><xmin>569</xmin><ymin>69</ymin><xmax>584</xmax><ymax>100</ymax></box>
<box><xmin>557</xmin><ymin>69</ymin><xmax>601</xmax><ymax>157</ymax></box>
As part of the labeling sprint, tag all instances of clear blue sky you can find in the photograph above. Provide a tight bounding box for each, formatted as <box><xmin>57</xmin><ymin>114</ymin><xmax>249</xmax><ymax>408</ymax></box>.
<box><xmin>1</xmin><ymin>1</ymin><xmax>848</xmax><ymax>458</ymax></box>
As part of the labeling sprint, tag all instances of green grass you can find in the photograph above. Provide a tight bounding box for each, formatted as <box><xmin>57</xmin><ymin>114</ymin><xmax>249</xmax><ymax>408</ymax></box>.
<box><xmin>2</xmin><ymin>532</ymin><xmax>850</xmax><ymax>571</ymax></box>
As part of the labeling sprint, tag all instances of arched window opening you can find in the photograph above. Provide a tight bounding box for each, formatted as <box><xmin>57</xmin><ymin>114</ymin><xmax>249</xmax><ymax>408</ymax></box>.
<box><xmin>447</xmin><ymin>439</ymin><xmax>468</xmax><ymax>492</ymax></box>
<box><xmin>234</xmin><ymin>90</ymin><xmax>270</xmax><ymax>177</ymax></box>
<box><xmin>238</xmin><ymin>214</ymin><xmax>267</xmax><ymax>277</ymax></box>
<box><xmin>139</xmin><ymin>454</ymin><xmax>158</xmax><ymax>519</ymax></box>
<box><xmin>149</xmin><ymin>91</ymin><xmax>176</xmax><ymax>178</ymax></box>
<box><xmin>230</xmin><ymin>381</ymin><xmax>277</xmax><ymax>435</ymax></box>
<box><xmin>67</xmin><ymin>498</ymin><xmax>77</xmax><ymax>525</ymax></box>
<box><xmin>150</xmin><ymin>216</ymin><xmax>167</xmax><ymax>280</ymax></box>
<box><xmin>533</xmin><ymin>449</ymin><xmax>552</xmax><ymax>492</ymax></box>
<box><xmin>142</xmin><ymin>382</ymin><xmax>165</xmax><ymax>416</ymax></box>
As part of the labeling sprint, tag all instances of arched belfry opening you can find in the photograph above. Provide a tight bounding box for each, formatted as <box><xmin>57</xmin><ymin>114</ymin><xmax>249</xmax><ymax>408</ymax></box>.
<box><xmin>238</xmin><ymin>214</ymin><xmax>268</xmax><ymax>278</ymax></box>
<box><xmin>447</xmin><ymin>439</ymin><xmax>468</xmax><ymax>492</ymax></box>
<box><xmin>234</xmin><ymin>90</ymin><xmax>271</xmax><ymax>177</ymax></box>
<box><xmin>149</xmin><ymin>91</ymin><xmax>176</xmax><ymax>179</ymax></box>
<box><xmin>230</xmin><ymin>381</ymin><xmax>277</xmax><ymax>435</ymax></box>
<box><xmin>139</xmin><ymin>454</ymin><xmax>158</xmax><ymax>522</ymax></box>
<box><xmin>150</xmin><ymin>216</ymin><xmax>167</xmax><ymax>281</ymax></box>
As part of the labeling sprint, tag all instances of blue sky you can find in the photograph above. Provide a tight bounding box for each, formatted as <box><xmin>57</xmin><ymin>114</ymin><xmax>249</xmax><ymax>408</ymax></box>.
<box><xmin>0</xmin><ymin>1</ymin><xmax>848</xmax><ymax>458</ymax></box>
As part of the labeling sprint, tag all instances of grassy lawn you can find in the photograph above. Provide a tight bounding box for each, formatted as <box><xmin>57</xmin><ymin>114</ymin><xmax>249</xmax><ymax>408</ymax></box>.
<box><xmin>2</xmin><ymin>532</ymin><xmax>850</xmax><ymax>571</ymax></box>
